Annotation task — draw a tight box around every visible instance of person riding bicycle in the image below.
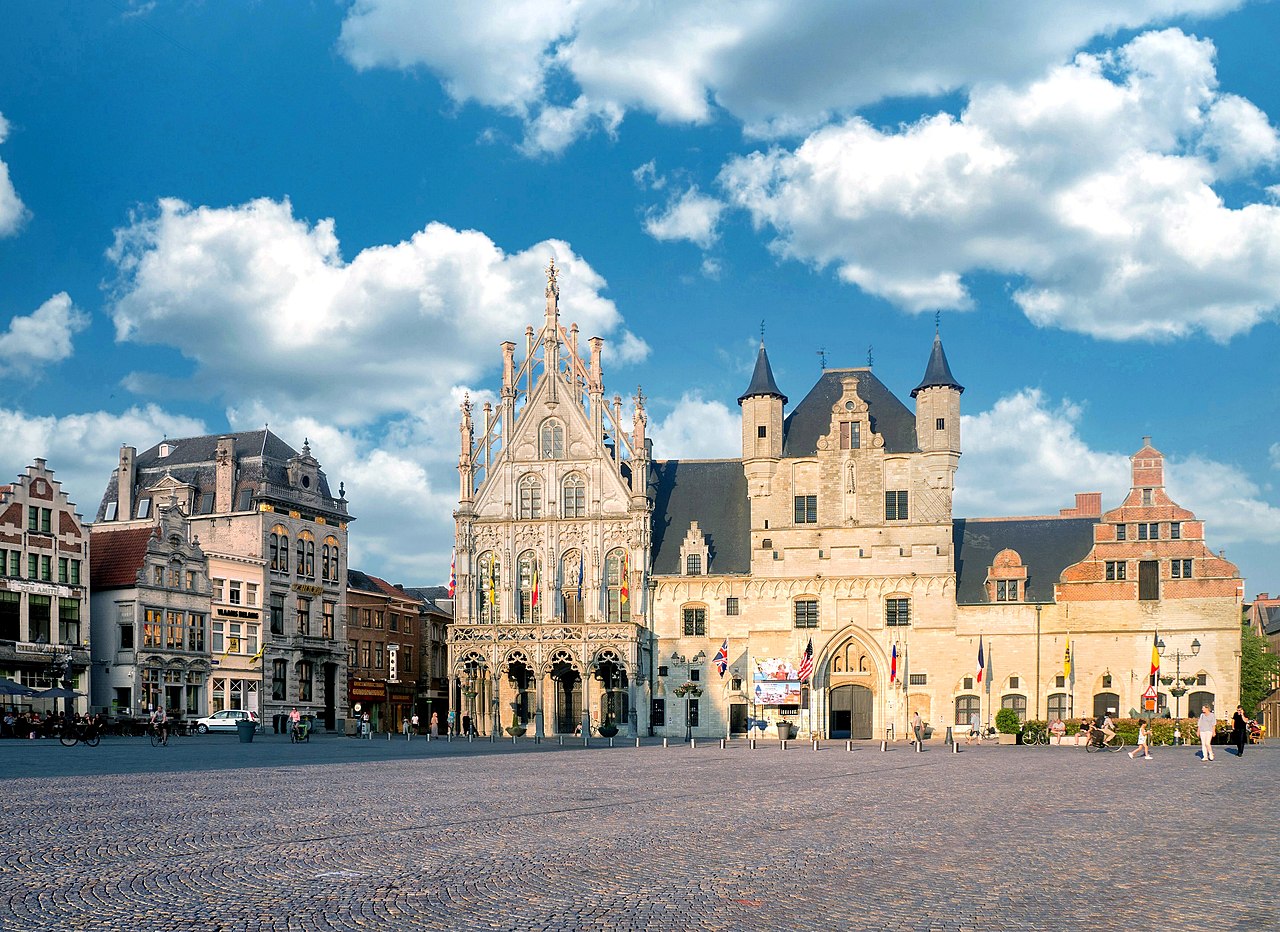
[149,704,168,746]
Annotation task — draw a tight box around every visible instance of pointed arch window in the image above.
[269,525,289,574]
[518,475,542,519]
[476,551,500,624]
[560,550,584,625]
[562,474,586,518]
[518,550,542,623]
[540,419,565,459]
[605,548,631,624]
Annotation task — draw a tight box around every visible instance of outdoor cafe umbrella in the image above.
[31,687,82,699]
[0,676,34,697]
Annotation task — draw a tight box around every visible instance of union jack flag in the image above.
[797,638,814,683]
[713,638,729,677]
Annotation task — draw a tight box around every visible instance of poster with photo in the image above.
[752,657,801,706]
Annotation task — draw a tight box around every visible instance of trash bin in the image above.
[236,719,255,743]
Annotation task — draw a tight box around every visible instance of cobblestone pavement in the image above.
[0,733,1276,931]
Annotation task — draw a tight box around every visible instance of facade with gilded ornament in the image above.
[453,268,1245,742]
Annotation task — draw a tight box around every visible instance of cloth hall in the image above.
[447,265,1243,741]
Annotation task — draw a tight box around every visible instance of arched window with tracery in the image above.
[269,525,289,574]
[518,475,542,519]
[540,419,565,459]
[518,550,542,623]
[605,548,631,624]
[562,473,586,518]
[476,551,500,624]
[322,536,340,582]
[296,530,315,579]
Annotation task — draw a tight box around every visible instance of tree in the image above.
[1239,622,1280,717]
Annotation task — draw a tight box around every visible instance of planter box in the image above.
[998,733,1017,745]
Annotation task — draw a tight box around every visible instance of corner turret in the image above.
[739,342,786,462]
[912,332,962,456]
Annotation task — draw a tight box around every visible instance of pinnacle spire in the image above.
[738,342,787,406]
[911,332,964,398]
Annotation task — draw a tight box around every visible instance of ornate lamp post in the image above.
[1156,636,1201,724]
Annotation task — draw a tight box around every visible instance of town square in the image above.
[2,733,1277,931]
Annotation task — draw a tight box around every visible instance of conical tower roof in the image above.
[911,333,964,397]
[737,343,787,406]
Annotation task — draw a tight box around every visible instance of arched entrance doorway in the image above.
[549,650,582,735]
[829,684,873,739]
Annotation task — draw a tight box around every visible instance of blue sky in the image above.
[0,1,1277,592]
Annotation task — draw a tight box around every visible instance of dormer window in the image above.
[136,498,151,519]
[158,442,173,458]
[679,521,710,578]
[686,554,702,576]
[839,421,860,450]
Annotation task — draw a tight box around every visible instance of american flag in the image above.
[797,638,814,683]
[713,638,729,677]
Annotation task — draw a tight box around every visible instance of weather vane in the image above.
[867,345,874,367]
[759,319,765,343]
[817,347,827,369]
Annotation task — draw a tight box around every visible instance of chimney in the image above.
[1060,492,1101,518]
[118,446,136,520]
[215,436,236,513]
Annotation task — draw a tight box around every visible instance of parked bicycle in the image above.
[58,720,101,748]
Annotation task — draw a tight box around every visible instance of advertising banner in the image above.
[752,657,802,706]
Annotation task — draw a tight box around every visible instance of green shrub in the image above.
[995,707,1021,734]
[1021,720,1048,742]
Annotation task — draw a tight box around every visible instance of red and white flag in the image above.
[797,639,814,683]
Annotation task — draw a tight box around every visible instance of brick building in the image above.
[346,569,419,733]
[0,459,90,714]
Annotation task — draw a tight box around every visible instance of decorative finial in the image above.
[759,319,765,344]
[545,256,559,298]
[338,481,346,500]
[302,437,311,457]
[817,347,827,370]
[867,345,874,368]
[635,385,646,411]
[935,311,941,335]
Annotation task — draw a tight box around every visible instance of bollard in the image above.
[468,734,473,743]
[663,737,669,748]
[512,735,517,745]
[846,739,853,752]
[635,737,641,748]
[387,732,391,742]
[944,725,954,746]
[583,736,588,747]
[812,739,819,752]
[780,739,788,751]
[953,739,959,753]
[490,734,496,743]
[880,739,887,752]
[915,739,922,752]
[609,737,615,748]
[749,738,757,750]
[559,736,564,746]
[719,738,726,750]
[691,738,697,749]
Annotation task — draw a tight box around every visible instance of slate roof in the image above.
[649,459,751,575]
[737,344,787,405]
[346,569,386,595]
[911,334,964,397]
[89,525,156,590]
[1264,605,1280,636]
[952,517,1097,604]
[782,368,918,456]
[134,430,297,469]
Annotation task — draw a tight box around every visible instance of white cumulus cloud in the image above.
[643,187,726,249]
[721,29,1280,341]
[336,0,1244,153]
[0,112,29,237]
[105,197,647,425]
[648,392,740,460]
[0,293,90,375]
[0,405,207,517]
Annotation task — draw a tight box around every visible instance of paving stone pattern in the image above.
[0,734,1276,931]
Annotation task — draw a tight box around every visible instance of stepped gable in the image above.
[952,517,1097,604]
[782,368,918,456]
[649,459,750,575]
[88,525,157,590]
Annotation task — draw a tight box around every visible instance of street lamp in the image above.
[1156,636,1201,724]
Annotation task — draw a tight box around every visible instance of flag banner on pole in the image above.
[976,636,985,684]
[1149,633,1160,678]
[797,638,814,683]
[714,638,729,677]
[447,550,456,599]
[531,563,539,610]
[577,550,584,602]
[620,550,630,605]
[487,558,496,608]
[1063,639,1072,679]
[890,643,898,683]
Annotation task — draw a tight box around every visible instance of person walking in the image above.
[1129,721,1152,759]
[447,709,456,736]
[361,709,371,739]
[1197,704,1216,761]
[911,711,924,748]
[411,712,420,736]
[402,716,411,738]
[966,710,980,745]
[429,712,439,737]
[1231,705,1249,757]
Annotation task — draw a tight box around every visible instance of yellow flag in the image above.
[1063,639,1072,679]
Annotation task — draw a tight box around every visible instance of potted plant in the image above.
[995,707,1021,744]
[504,702,526,738]
[598,722,619,738]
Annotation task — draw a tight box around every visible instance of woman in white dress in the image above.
[1196,704,1216,762]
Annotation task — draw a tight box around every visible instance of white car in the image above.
[194,709,260,734]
